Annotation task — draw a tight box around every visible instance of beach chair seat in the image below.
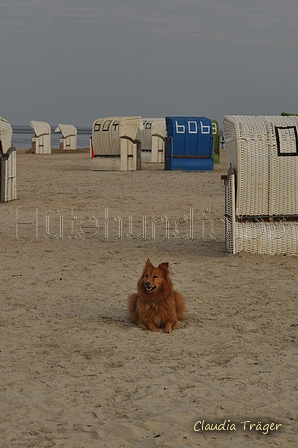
[30,121,51,154]
[0,116,17,202]
[165,116,214,171]
[1,147,17,202]
[90,117,142,171]
[136,118,166,163]
[55,124,77,150]
[212,119,220,164]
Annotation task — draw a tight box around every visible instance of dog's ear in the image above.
[158,262,169,273]
[145,258,153,268]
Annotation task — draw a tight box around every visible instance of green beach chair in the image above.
[212,119,220,164]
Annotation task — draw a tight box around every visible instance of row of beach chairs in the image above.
[2,113,298,256]
[90,116,220,171]
[30,121,77,154]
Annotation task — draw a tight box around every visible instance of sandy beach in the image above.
[0,149,297,447]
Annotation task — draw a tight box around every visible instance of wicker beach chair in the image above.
[212,119,220,164]
[90,117,142,171]
[222,115,298,255]
[0,117,16,202]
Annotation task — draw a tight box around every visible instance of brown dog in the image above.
[128,259,185,333]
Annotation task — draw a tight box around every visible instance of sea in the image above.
[11,125,225,149]
[11,125,91,149]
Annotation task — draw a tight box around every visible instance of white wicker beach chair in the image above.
[0,117,17,202]
[90,117,142,171]
[223,115,298,255]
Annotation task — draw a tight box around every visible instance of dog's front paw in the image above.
[164,325,173,334]
[147,323,160,332]
[150,326,160,332]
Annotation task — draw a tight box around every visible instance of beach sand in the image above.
[0,149,297,447]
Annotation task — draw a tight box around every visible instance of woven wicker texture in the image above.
[223,115,298,217]
[1,148,17,202]
[235,221,298,255]
[224,175,298,255]
[224,170,235,253]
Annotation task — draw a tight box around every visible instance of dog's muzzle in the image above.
[144,281,156,293]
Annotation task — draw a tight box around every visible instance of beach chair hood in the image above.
[55,124,77,138]
[30,121,51,137]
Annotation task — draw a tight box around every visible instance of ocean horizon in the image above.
[10,125,224,149]
[11,125,92,149]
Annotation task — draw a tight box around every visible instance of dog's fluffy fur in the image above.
[128,259,185,333]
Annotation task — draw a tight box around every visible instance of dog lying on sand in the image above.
[128,259,185,333]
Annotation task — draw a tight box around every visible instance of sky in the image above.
[0,0,298,128]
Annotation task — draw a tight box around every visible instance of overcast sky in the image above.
[0,0,297,127]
